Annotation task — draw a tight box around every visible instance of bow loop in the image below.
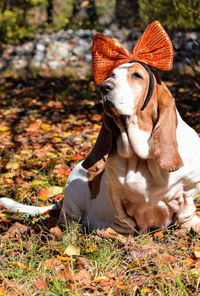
[92,21,173,85]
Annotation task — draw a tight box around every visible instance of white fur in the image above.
[0,197,56,216]
[109,63,141,116]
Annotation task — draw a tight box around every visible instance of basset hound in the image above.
[1,61,200,234]
[58,61,200,233]
[1,20,200,234]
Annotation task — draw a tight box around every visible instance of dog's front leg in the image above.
[177,194,200,233]
[107,186,137,234]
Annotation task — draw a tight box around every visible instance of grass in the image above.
[1,216,200,295]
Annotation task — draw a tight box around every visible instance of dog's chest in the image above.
[107,152,176,202]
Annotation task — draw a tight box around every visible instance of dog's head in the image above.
[83,62,183,172]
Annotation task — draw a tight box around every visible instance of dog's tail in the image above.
[0,197,60,216]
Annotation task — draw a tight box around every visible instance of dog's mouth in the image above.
[104,100,128,133]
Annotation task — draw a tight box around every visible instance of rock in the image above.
[48,60,60,70]
[22,42,34,53]
[36,42,46,52]
[11,57,27,68]
[15,46,23,55]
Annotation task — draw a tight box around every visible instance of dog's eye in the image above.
[131,72,142,79]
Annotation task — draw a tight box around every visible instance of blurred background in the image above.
[0,0,200,78]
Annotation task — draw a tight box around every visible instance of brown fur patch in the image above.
[87,157,106,199]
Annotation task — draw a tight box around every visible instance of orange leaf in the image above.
[71,154,84,160]
[194,247,200,258]
[153,231,164,240]
[50,226,63,240]
[38,188,51,201]
[7,261,30,271]
[154,254,178,265]
[57,255,74,262]
[91,114,102,122]
[57,168,71,176]
[182,258,194,266]
[35,280,47,290]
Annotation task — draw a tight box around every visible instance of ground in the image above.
[0,70,200,295]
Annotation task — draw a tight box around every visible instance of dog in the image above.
[1,22,200,234]
[1,60,200,234]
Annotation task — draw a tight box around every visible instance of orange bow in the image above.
[92,21,173,85]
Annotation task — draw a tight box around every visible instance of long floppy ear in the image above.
[82,112,119,170]
[152,83,184,172]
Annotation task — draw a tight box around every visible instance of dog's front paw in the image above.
[111,215,137,235]
[180,213,200,233]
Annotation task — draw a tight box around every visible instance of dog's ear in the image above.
[82,112,119,171]
[152,83,183,172]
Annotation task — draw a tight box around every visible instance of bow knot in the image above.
[92,21,173,85]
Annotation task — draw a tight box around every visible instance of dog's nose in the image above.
[100,81,115,95]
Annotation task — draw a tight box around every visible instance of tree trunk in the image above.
[47,0,53,24]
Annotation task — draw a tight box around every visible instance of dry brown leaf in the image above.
[71,269,91,286]
[44,258,65,272]
[50,226,63,240]
[76,257,92,270]
[8,222,28,238]
[154,254,178,265]
[64,264,72,281]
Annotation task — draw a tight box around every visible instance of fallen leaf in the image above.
[97,228,126,244]
[38,188,52,201]
[44,258,65,271]
[49,186,63,195]
[93,276,110,283]
[194,247,200,258]
[64,264,71,281]
[64,245,80,256]
[38,186,63,200]
[71,154,84,160]
[8,261,30,271]
[35,280,47,290]
[76,257,91,269]
[50,226,63,240]
[41,123,51,132]
[141,288,151,293]
[57,255,74,262]
[0,126,9,132]
[8,222,28,238]
[57,168,71,176]
[85,243,98,253]
[71,269,91,286]
[91,114,102,122]
[182,258,194,265]
[153,231,164,240]
[6,160,20,170]
[154,254,178,265]
[190,268,200,277]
